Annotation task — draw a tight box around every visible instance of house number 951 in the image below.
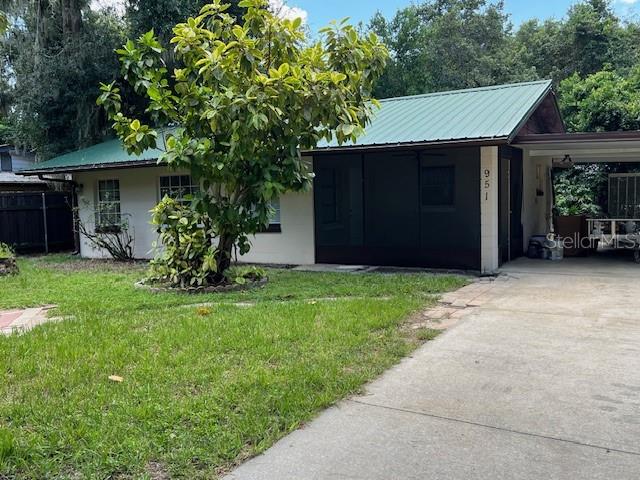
[483,169,491,200]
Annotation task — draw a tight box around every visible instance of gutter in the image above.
[37,175,77,187]
[16,159,160,176]
[306,136,511,155]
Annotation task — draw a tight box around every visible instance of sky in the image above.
[289,0,640,32]
[91,0,640,31]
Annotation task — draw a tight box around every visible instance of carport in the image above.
[515,131,640,262]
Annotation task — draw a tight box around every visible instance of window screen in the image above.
[422,166,455,207]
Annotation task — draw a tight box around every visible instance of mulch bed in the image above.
[134,276,269,294]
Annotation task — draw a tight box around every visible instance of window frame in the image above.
[158,174,199,203]
[95,179,122,233]
[420,165,456,210]
[260,197,282,233]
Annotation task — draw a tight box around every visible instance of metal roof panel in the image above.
[316,80,553,149]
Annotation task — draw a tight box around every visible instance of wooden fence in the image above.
[0,192,75,253]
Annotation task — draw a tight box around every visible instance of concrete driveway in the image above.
[226,257,640,480]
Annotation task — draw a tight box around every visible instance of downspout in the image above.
[37,175,81,255]
[548,167,556,234]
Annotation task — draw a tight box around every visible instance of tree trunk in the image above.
[61,0,82,39]
[215,233,235,281]
[35,0,51,53]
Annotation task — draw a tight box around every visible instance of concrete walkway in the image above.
[226,258,640,480]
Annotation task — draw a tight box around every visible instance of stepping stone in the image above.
[0,305,58,335]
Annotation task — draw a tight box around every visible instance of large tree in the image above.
[1,0,125,158]
[370,0,522,98]
[513,0,640,83]
[559,68,640,133]
[98,0,387,285]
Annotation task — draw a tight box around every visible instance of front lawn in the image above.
[0,256,466,479]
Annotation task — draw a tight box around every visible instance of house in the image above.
[20,80,640,273]
[0,145,47,192]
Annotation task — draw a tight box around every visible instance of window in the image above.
[269,197,281,225]
[421,166,455,207]
[0,153,11,172]
[261,198,282,233]
[96,179,121,232]
[159,175,198,202]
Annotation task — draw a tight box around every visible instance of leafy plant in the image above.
[0,242,14,260]
[225,265,267,285]
[98,0,388,284]
[554,167,604,217]
[147,196,218,288]
[76,211,136,262]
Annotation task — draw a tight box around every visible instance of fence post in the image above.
[41,192,49,254]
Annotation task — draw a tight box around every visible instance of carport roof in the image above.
[313,80,555,151]
[515,131,640,164]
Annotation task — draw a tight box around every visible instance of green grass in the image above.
[0,255,467,479]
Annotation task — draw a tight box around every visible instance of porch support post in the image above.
[480,146,499,274]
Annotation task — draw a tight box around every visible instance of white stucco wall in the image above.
[73,163,315,265]
[521,149,553,249]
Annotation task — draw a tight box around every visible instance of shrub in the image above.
[225,265,267,285]
[147,197,219,288]
[0,243,18,276]
[147,198,268,289]
[76,207,136,261]
[0,242,14,260]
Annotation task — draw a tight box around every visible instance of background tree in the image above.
[1,0,125,158]
[98,0,388,285]
[559,68,640,133]
[370,0,524,98]
[512,0,640,83]
[555,67,640,215]
[127,0,245,44]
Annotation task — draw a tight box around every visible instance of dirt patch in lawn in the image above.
[30,256,148,273]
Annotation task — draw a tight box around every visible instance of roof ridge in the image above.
[378,80,552,103]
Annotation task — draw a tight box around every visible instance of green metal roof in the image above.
[315,80,554,150]
[22,80,553,173]
[20,136,166,174]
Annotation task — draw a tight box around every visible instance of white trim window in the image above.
[159,175,199,202]
[253,197,282,233]
[262,197,281,233]
[269,197,281,225]
[96,179,122,232]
